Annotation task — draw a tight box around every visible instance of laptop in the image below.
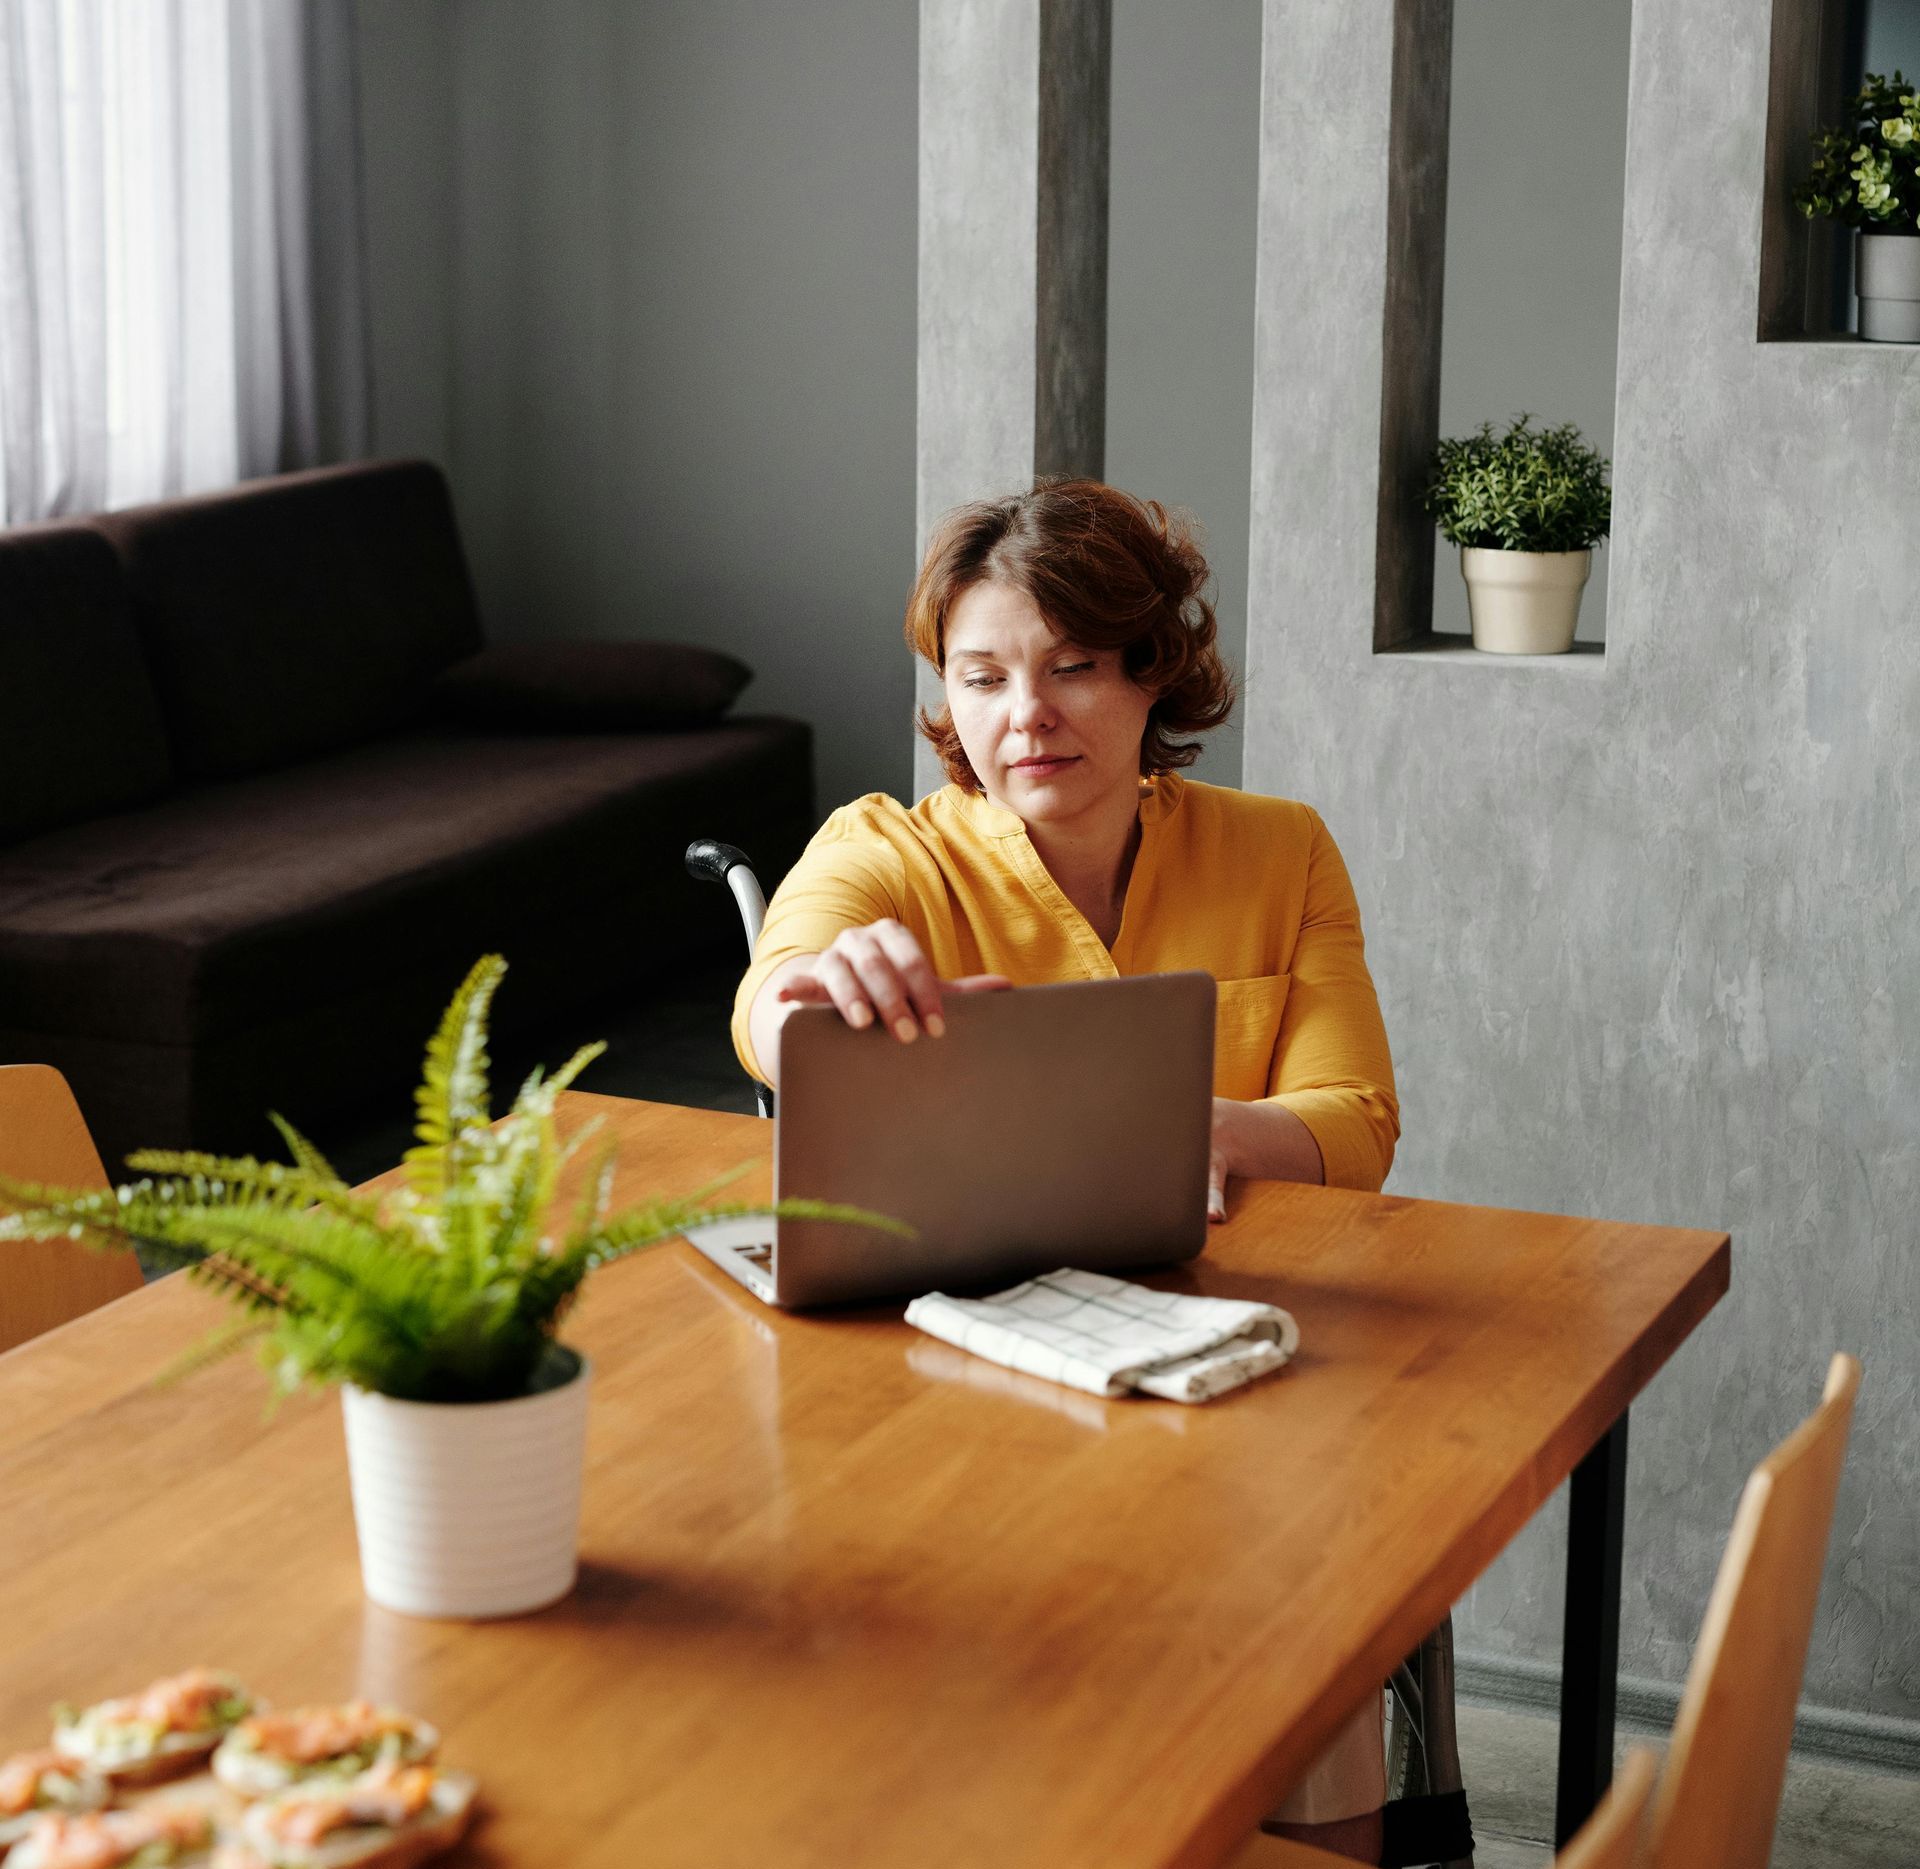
[685,971,1216,1308]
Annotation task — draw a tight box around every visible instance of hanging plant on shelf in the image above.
[1795,71,1920,342]
[1421,415,1611,657]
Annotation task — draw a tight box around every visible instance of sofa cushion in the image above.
[430,640,753,730]
[0,719,813,1052]
[0,522,174,844]
[95,459,483,780]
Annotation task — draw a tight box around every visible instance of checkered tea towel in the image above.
[904,1267,1299,1404]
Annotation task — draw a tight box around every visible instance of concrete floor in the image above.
[325,969,1920,1868]
[1458,1699,1920,1868]
[323,958,760,1188]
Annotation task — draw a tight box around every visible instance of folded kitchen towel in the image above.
[904,1267,1299,1404]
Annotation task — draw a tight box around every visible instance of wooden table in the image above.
[0,1094,1728,1867]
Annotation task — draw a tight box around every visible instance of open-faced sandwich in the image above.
[211,1706,436,1802]
[0,1753,110,1857]
[52,1670,255,1786]
[9,1804,214,1869]
[224,1761,474,1869]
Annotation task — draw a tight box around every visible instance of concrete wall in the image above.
[356,0,455,471]
[355,0,919,815]
[1247,0,1920,1743]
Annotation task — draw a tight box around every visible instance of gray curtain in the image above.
[0,0,370,524]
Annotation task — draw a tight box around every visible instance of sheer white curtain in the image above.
[0,0,369,524]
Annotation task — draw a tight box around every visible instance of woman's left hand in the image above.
[1207,1097,1326,1223]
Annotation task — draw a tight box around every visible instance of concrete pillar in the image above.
[1244,0,1449,683]
[914,0,1111,797]
[1244,0,1920,1742]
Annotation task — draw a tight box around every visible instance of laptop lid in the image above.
[770,971,1215,1308]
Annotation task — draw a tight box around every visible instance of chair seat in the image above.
[0,719,809,1048]
[1221,1834,1347,1869]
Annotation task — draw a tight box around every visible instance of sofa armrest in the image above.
[429,640,753,730]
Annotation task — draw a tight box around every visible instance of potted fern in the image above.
[1423,415,1612,654]
[1795,71,1920,342]
[0,956,901,1620]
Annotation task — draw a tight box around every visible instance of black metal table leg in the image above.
[1555,1410,1629,1848]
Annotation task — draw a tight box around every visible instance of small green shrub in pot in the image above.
[1795,72,1920,341]
[1422,415,1611,655]
[0,955,904,1617]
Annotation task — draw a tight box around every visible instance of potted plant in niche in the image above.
[1796,71,1920,341]
[0,955,902,1621]
[1422,414,1612,655]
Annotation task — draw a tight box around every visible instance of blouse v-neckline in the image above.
[950,775,1185,978]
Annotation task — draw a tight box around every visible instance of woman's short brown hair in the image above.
[904,479,1237,792]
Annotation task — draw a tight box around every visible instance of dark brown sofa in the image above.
[0,460,812,1169]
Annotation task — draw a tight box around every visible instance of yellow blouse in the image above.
[730,774,1399,1192]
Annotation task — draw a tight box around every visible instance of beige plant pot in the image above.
[1459,546,1591,654]
[341,1351,591,1619]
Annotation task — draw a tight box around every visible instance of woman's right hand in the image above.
[747,922,1011,1087]
[772,920,1010,1042]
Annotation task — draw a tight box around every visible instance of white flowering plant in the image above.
[1796,72,1920,230]
[0,956,905,1403]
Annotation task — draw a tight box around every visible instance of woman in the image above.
[731,480,1397,1861]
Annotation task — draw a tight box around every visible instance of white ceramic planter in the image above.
[1459,546,1591,654]
[1856,232,1920,343]
[341,1352,591,1619]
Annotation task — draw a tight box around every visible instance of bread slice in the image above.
[6,1804,216,1869]
[0,1756,111,1856]
[212,1713,438,1802]
[65,1732,223,1789]
[53,1672,254,1787]
[234,1772,475,1869]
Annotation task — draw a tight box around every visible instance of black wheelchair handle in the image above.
[685,839,752,884]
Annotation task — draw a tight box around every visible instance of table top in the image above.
[0,1094,1728,1869]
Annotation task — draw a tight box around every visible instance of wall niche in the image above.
[1759,0,1920,341]
[1374,0,1628,665]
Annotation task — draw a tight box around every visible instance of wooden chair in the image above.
[1232,1350,1859,1869]
[0,1064,144,1355]
[1647,1351,1862,1869]
[1226,1742,1657,1869]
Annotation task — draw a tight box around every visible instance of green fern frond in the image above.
[0,1176,130,1252]
[407,954,507,1209]
[154,1314,276,1388]
[570,1141,618,1236]
[115,1198,424,1321]
[269,1113,343,1187]
[680,1160,755,1205]
[184,1252,299,1316]
[538,1041,605,1102]
[478,1111,556,1271]
[119,1148,385,1231]
[562,1195,914,1277]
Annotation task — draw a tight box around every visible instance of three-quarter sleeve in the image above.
[729,807,908,1084]
[1264,808,1400,1192]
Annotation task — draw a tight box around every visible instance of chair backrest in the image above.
[1560,1747,1657,1869]
[1648,1352,1863,1869]
[0,1064,144,1355]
